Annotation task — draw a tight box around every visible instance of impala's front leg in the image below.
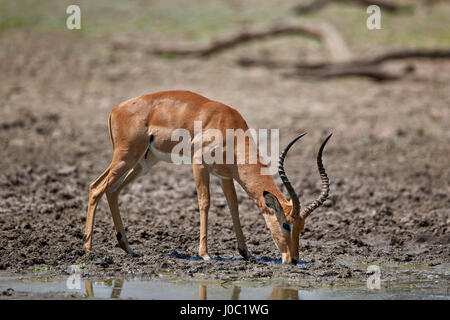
[220,178,250,259]
[193,164,211,260]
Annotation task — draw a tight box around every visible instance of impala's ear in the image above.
[263,191,283,219]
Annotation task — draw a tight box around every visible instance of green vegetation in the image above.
[312,2,450,48]
[31,266,48,273]
[0,0,449,47]
[0,0,292,39]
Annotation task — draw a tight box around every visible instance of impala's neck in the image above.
[235,163,290,214]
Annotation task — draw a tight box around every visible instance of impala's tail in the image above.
[108,113,115,151]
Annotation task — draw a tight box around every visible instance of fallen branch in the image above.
[151,21,352,62]
[239,57,414,81]
[293,0,413,15]
[293,0,331,15]
[353,48,450,66]
[238,48,450,81]
[285,65,415,81]
[239,48,450,68]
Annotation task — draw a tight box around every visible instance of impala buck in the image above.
[83,90,332,264]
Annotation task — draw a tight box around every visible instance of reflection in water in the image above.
[85,281,94,297]
[199,284,207,300]
[231,286,241,300]
[111,279,124,299]
[84,279,299,300]
[84,279,125,299]
[199,284,299,300]
[268,285,299,300]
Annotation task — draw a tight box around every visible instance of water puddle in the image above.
[1,265,449,300]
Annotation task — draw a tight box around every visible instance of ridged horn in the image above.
[300,133,332,219]
[278,133,307,218]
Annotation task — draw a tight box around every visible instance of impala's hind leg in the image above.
[83,137,148,253]
[83,168,110,251]
[106,156,158,256]
[106,164,143,256]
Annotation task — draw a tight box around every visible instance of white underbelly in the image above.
[150,144,173,163]
[149,143,191,164]
[209,168,230,179]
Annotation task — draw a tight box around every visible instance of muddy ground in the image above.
[0,27,449,289]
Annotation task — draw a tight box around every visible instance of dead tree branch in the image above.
[353,48,450,65]
[293,0,413,15]
[293,0,331,15]
[238,48,450,81]
[285,65,415,81]
[151,21,351,62]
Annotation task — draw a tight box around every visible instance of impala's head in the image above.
[262,133,332,264]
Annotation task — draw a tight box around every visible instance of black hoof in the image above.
[131,251,143,258]
[121,244,143,257]
[238,248,251,260]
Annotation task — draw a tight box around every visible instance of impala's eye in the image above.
[282,222,291,232]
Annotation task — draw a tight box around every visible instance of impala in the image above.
[83,90,332,264]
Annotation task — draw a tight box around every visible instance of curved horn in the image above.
[300,133,332,219]
[278,132,307,218]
